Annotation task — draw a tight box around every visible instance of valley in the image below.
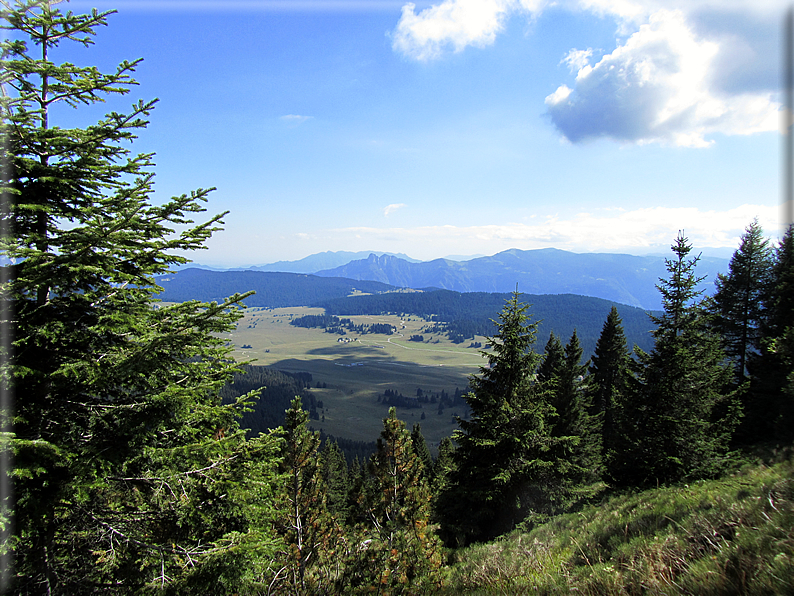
[223,307,487,445]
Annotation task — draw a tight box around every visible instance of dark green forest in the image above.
[2,2,793,594]
[320,289,658,355]
[158,268,395,308]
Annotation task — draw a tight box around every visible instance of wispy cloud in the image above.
[329,203,782,259]
[384,203,407,216]
[279,114,313,126]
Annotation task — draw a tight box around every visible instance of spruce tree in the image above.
[537,332,564,384]
[276,398,342,595]
[2,1,282,591]
[710,219,774,383]
[613,233,738,487]
[589,306,635,482]
[551,330,602,484]
[438,292,563,545]
[320,439,350,522]
[344,409,442,594]
[749,224,794,441]
[410,423,433,483]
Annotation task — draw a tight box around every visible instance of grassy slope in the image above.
[443,456,794,595]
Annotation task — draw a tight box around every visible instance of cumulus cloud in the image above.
[391,0,528,60]
[392,0,782,145]
[384,203,407,216]
[545,9,779,146]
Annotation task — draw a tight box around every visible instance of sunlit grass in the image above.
[442,456,794,595]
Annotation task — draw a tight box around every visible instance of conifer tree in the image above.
[612,233,738,487]
[410,423,433,482]
[537,332,564,384]
[344,409,442,594]
[438,293,563,545]
[1,1,283,591]
[710,219,774,382]
[589,306,635,481]
[430,436,456,503]
[275,398,342,595]
[550,330,602,484]
[320,439,350,521]
[749,224,794,441]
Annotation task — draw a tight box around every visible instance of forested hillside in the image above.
[321,290,657,355]
[156,268,396,307]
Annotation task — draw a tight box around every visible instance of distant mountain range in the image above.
[165,247,729,311]
[313,248,728,311]
[247,251,420,274]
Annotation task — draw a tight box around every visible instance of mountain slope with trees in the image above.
[156,268,397,307]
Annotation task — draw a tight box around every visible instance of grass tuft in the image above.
[442,459,794,594]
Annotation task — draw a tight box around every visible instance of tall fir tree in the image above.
[588,306,635,483]
[410,423,433,483]
[537,332,564,384]
[748,224,794,442]
[320,438,350,522]
[549,330,602,484]
[612,233,738,487]
[710,219,774,383]
[1,1,283,591]
[275,398,342,595]
[343,409,442,595]
[438,292,565,545]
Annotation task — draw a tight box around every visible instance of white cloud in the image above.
[545,9,779,146]
[562,47,593,73]
[384,203,407,216]
[279,114,313,125]
[330,203,781,259]
[392,0,783,145]
[391,0,527,60]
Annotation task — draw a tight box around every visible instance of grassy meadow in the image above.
[441,455,794,595]
[223,306,488,446]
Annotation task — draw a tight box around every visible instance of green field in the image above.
[223,307,488,446]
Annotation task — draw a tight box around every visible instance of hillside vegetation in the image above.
[444,456,794,595]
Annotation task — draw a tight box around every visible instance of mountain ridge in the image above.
[314,248,728,311]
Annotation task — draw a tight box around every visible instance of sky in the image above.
[49,0,794,266]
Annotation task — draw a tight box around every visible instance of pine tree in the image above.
[275,398,342,595]
[613,233,738,487]
[438,292,563,545]
[320,439,350,521]
[343,408,442,594]
[551,330,602,484]
[537,332,564,384]
[410,423,433,483]
[710,219,774,382]
[1,2,282,591]
[589,306,635,482]
[430,436,456,503]
[748,224,794,441]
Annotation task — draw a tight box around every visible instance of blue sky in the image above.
[57,0,790,267]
